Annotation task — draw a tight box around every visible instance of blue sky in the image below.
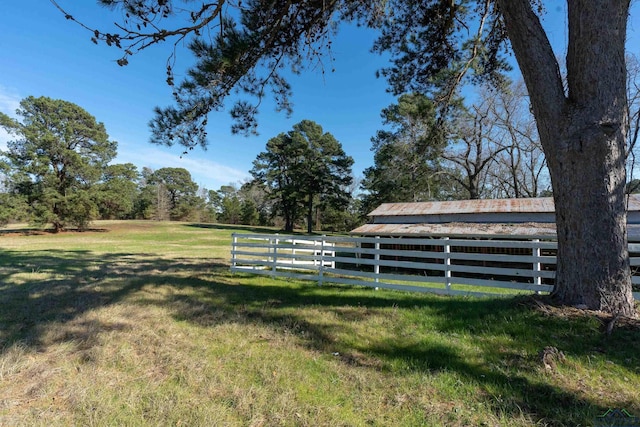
[1,1,638,191]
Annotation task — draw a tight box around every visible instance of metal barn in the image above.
[350,196,640,290]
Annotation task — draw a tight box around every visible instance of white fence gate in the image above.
[231,233,640,299]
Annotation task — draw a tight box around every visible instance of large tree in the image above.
[97,162,140,219]
[251,120,353,233]
[215,184,243,224]
[498,1,633,315]
[0,96,117,231]
[484,82,548,199]
[443,95,509,200]
[361,93,449,212]
[146,167,201,220]
[56,1,637,315]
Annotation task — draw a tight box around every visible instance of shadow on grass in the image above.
[0,227,109,236]
[0,249,228,350]
[1,248,638,425]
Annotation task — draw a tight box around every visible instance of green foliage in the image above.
[174,197,206,221]
[0,166,28,226]
[372,1,511,99]
[320,198,364,232]
[146,0,378,148]
[58,189,99,231]
[361,93,454,213]
[0,96,117,231]
[0,193,28,227]
[148,167,198,204]
[97,163,140,219]
[238,181,272,226]
[146,167,200,220]
[221,197,241,224]
[59,1,513,147]
[218,194,240,225]
[210,185,263,225]
[251,120,353,233]
[240,199,260,226]
[129,185,150,220]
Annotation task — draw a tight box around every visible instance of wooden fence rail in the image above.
[231,233,640,299]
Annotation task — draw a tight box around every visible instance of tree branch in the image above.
[50,0,226,66]
[495,0,565,144]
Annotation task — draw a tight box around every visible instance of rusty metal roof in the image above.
[354,195,640,238]
[351,222,640,241]
[368,194,640,217]
[368,198,554,217]
[351,222,557,238]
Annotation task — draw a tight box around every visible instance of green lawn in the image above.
[0,221,638,426]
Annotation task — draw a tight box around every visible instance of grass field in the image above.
[1,221,639,426]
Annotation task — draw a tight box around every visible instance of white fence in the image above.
[231,233,640,299]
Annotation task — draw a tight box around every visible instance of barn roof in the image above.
[350,222,557,238]
[351,222,640,241]
[351,195,640,240]
[367,195,640,217]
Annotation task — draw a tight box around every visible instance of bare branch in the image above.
[50,0,226,67]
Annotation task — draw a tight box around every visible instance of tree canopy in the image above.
[53,0,509,149]
[251,120,353,233]
[146,167,201,220]
[0,96,117,231]
[361,93,450,211]
[97,162,140,219]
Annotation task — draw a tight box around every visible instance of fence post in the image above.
[271,234,279,277]
[374,236,381,283]
[231,233,237,271]
[444,237,451,293]
[318,236,325,286]
[532,239,541,294]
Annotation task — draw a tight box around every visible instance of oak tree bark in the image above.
[498,0,635,316]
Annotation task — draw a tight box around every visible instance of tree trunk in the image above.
[550,123,635,315]
[284,213,294,232]
[467,179,480,200]
[498,0,636,316]
[52,202,64,232]
[306,193,314,234]
[52,220,64,233]
[316,205,320,231]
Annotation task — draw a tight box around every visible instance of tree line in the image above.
[1,81,571,234]
[0,97,356,231]
[3,79,638,233]
[0,100,210,229]
[0,97,214,230]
